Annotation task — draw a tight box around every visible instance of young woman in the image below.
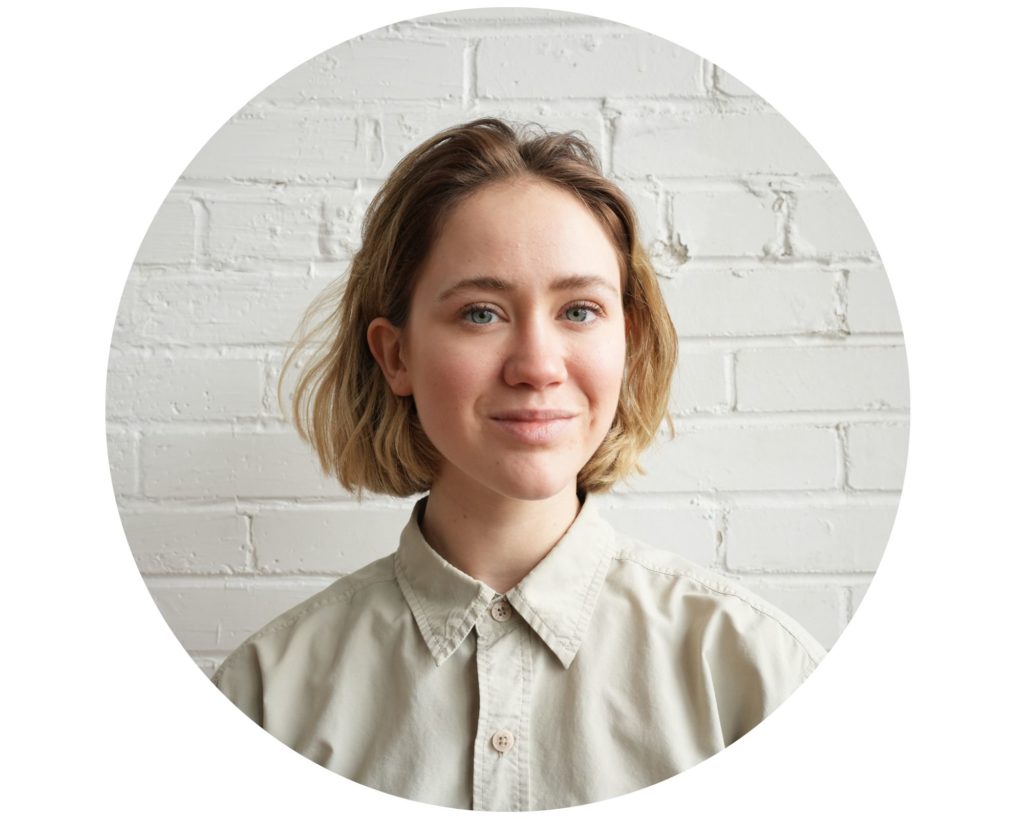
[212,118,825,810]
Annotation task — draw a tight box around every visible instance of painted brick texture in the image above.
[107,9,908,671]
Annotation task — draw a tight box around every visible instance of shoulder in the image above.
[605,532,826,667]
[601,532,824,743]
[212,554,398,685]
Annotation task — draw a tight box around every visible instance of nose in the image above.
[502,313,568,389]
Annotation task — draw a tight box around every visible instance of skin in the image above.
[367,177,628,593]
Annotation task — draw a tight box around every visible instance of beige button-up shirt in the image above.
[213,493,825,810]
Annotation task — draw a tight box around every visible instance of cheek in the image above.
[411,341,490,415]
[578,335,627,406]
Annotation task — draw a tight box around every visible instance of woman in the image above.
[212,118,825,810]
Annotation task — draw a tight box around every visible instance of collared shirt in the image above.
[213,493,825,810]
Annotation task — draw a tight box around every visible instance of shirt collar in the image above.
[394,492,617,670]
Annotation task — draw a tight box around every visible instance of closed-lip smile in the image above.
[490,409,577,421]
[489,410,578,445]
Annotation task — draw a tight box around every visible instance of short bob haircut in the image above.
[283,117,677,498]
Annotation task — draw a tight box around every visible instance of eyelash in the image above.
[460,300,604,326]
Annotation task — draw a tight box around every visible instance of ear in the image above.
[366,317,413,397]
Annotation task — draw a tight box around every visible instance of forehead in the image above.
[420,178,622,287]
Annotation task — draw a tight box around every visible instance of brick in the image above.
[264,346,310,423]
[106,354,263,421]
[110,271,141,349]
[735,346,910,411]
[122,509,248,573]
[714,66,757,97]
[846,266,904,333]
[478,32,703,98]
[628,426,837,492]
[107,426,137,497]
[261,38,463,103]
[616,179,662,247]
[736,579,844,649]
[321,187,376,259]
[726,503,897,572]
[141,430,345,498]
[600,504,717,565]
[790,188,877,257]
[253,507,410,573]
[850,582,872,617]
[670,187,781,258]
[147,579,333,652]
[118,274,327,345]
[660,267,837,336]
[182,110,364,182]
[615,111,830,178]
[670,350,729,414]
[846,423,910,490]
[205,194,322,264]
[134,197,194,265]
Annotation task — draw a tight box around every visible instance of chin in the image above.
[486,464,581,502]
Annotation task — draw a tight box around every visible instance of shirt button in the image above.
[490,599,512,622]
[491,730,515,754]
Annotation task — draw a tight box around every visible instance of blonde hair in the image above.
[282,118,677,497]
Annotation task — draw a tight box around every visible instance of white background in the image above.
[3,1,1021,816]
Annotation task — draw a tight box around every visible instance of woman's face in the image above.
[372,177,628,502]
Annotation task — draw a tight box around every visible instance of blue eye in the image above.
[465,306,498,324]
[564,303,599,323]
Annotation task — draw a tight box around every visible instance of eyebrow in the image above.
[436,274,620,303]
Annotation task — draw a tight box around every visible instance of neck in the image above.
[419,471,582,594]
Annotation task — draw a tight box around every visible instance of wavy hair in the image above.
[282,118,677,497]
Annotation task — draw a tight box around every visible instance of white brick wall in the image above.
[631,425,839,492]
[253,507,411,573]
[735,347,910,411]
[265,39,465,102]
[670,186,781,259]
[660,266,839,335]
[476,32,705,98]
[140,429,347,498]
[726,503,898,572]
[106,8,908,671]
[614,110,831,177]
[846,423,911,490]
[123,508,250,574]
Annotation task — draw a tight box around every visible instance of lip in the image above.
[490,409,577,421]
[489,412,577,444]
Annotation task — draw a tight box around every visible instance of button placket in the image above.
[472,597,530,810]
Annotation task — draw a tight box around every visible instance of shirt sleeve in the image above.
[211,640,265,727]
[700,598,824,745]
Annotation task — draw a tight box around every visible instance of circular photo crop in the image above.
[106,7,909,811]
